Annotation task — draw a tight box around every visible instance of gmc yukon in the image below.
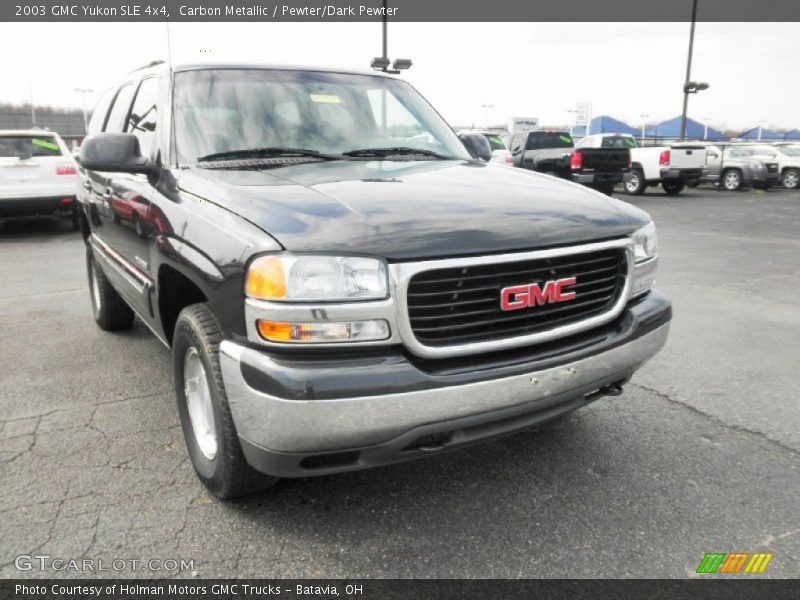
[77,63,670,498]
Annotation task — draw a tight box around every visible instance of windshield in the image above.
[748,145,777,157]
[0,135,62,158]
[173,68,470,164]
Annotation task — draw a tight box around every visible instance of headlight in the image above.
[632,222,658,263]
[245,254,388,302]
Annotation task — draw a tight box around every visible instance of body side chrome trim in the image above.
[90,233,152,295]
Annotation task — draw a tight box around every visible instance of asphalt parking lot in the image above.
[1,186,799,579]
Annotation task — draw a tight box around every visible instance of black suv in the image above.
[77,63,670,498]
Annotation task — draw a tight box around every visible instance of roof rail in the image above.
[127,60,165,74]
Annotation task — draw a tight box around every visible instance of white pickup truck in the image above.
[576,133,706,196]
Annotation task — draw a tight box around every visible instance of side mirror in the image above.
[458,132,493,162]
[79,133,152,174]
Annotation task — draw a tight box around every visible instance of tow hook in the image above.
[585,382,625,401]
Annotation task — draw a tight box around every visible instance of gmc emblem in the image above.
[500,277,577,311]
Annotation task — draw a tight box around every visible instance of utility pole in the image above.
[680,0,698,141]
[74,88,93,135]
[28,83,36,126]
[481,104,493,129]
[640,113,649,144]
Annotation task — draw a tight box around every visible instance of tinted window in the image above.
[127,78,159,156]
[87,89,115,136]
[105,83,136,133]
[0,135,62,157]
[601,136,636,148]
[526,132,573,149]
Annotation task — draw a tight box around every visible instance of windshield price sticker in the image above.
[310,94,342,104]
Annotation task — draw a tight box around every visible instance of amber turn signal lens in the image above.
[257,320,294,342]
[245,257,287,300]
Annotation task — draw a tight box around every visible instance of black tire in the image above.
[71,208,81,231]
[661,181,685,195]
[782,168,799,190]
[624,169,646,195]
[173,303,279,499]
[595,184,616,196]
[86,245,135,331]
[133,214,144,237]
[722,169,743,191]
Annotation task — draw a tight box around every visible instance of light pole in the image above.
[702,117,711,140]
[757,120,767,141]
[640,113,649,144]
[679,0,709,140]
[28,83,36,126]
[481,104,494,129]
[74,88,93,136]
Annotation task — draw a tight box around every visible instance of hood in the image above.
[177,160,650,261]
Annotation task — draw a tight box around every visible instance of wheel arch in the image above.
[158,264,210,346]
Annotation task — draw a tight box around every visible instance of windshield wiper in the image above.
[197,147,340,163]
[342,147,455,160]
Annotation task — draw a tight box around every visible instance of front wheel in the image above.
[173,303,278,499]
[661,181,685,195]
[782,168,799,190]
[624,169,646,195]
[722,169,743,191]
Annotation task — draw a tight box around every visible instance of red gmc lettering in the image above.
[500,277,577,311]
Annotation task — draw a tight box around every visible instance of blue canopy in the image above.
[645,116,726,140]
[573,115,639,137]
[781,129,800,140]
[738,127,783,140]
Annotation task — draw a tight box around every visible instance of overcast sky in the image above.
[1,21,798,131]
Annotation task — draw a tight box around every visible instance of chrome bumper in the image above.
[219,322,670,456]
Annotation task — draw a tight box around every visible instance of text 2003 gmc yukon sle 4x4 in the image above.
[77,63,670,499]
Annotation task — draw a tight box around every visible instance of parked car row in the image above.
[468,128,800,194]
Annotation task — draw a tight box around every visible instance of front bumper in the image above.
[220,291,671,478]
[660,168,703,183]
[0,195,76,218]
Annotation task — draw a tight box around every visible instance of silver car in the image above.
[701,145,780,191]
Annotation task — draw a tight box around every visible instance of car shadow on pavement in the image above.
[0,216,78,239]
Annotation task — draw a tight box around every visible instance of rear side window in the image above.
[601,136,636,148]
[0,135,62,157]
[87,89,115,136]
[526,132,573,149]
[127,78,159,156]
[105,83,136,133]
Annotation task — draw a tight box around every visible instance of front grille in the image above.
[406,247,627,347]
[766,163,778,174]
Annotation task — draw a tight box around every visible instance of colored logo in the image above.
[696,552,773,574]
[500,277,577,311]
